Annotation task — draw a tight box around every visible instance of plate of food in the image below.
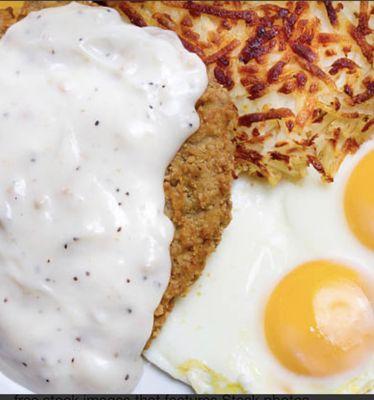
[0,0,372,394]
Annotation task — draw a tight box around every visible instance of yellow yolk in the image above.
[344,150,374,250]
[264,260,374,377]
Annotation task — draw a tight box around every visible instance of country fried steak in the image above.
[0,1,237,340]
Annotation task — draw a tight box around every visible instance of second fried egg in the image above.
[145,141,374,394]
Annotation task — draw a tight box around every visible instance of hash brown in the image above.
[109,0,374,184]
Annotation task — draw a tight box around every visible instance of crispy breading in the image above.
[0,1,89,28]
[151,85,235,341]
[108,0,374,184]
[0,1,237,340]
[0,4,18,35]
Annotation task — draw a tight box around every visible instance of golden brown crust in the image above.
[0,5,18,35]
[150,84,236,342]
[0,1,93,31]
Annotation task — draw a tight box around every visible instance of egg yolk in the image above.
[264,260,374,377]
[344,150,374,250]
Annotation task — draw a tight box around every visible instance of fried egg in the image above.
[145,140,374,394]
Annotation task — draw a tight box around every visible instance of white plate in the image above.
[0,361,190,394]
[135,362,191,394]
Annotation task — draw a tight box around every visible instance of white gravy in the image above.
[0,2,207,393]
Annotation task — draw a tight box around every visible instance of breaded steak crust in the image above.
[153,84,236,340]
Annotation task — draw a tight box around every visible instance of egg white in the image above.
[145,141,374,394]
